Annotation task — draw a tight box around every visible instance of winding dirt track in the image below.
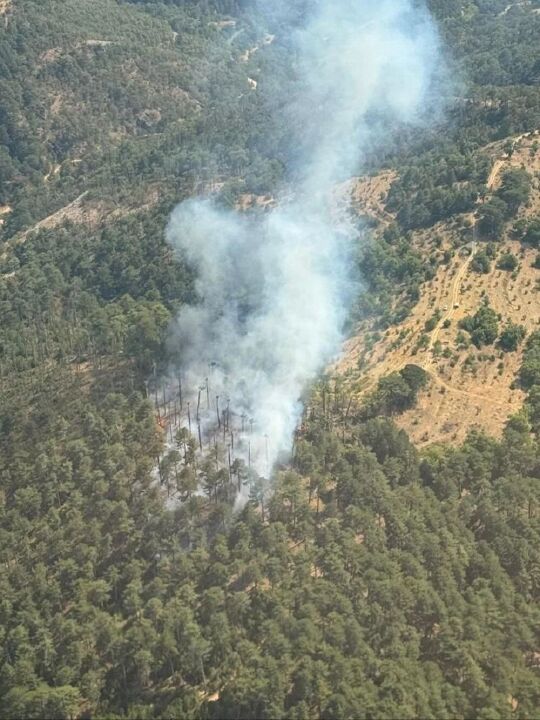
[362,154,509,406]
[417,154,509,401]
[486,159,505,191]
[337,132,540,446]
[416,242,509,408]
[17,192,89,242]
[423,367,510,406]
[425,243,476,365]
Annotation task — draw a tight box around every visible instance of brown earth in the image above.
[0,205,12,227]
[44,163,61,182]
[240,33,275,63]
[334,131,540,446]
[236,193,276,212]
[337,170,396,226]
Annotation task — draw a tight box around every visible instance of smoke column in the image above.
[166,0,440,495]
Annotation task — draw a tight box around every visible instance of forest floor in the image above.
[334,131,540,446]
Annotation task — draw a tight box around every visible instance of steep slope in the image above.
[336,131,540,445]
[0,0,285,240]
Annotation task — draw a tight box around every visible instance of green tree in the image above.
[478,197,507,238]
[520,331,540,387]
[471,250,491,274]
[496,168,531,216]
[459,305,499,348]
[496,252,518,271]
[499,322,526,352]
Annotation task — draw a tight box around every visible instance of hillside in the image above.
[336,131,540,445]
[0,0,288,241]
[1,2,540,719]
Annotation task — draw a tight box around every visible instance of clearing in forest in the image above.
[335,131,540,446]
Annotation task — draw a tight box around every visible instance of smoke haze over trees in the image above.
[166,0,440,485]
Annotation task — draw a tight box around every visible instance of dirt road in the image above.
[486,159,505,191]
[425,243,476,364]
[17,192,89,242]
[335,132,537,422]
[423,366,513,407]
[424,147,511,370]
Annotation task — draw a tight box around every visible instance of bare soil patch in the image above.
[236,193,276,212]
[334,132,540,446]
[0,205,12,227]
[240,34,275,63]
[337,170,396,226]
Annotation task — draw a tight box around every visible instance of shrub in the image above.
[471,250,491,273]
[497,252,518,271]
[496,168,531,216]
[499,322,526,352]
[459,304,499,348]
[520,331,540,387]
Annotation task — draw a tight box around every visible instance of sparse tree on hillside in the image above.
[478,197,507,238]
[459,304,499,347]
[496,167,531,215]
[499,322,526,352]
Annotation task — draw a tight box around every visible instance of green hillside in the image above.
[0,1,539,718]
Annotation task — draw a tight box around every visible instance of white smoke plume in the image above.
[166,0,440,495]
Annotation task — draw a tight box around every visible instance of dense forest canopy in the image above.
[0,0,539,718]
